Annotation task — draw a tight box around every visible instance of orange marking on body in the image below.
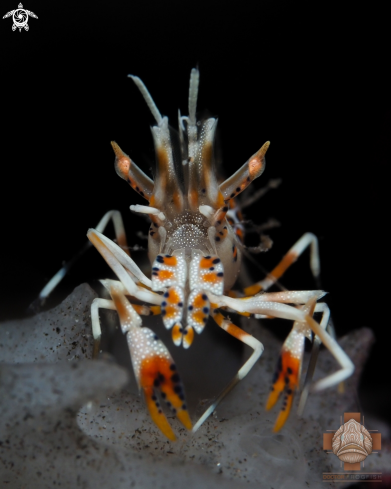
[192,293,206,308]
[164,305,176,318]
[244,283,262,296]
[167,288,180,303]
[202,273,218,284]
[215,192,225,209]
[149,306,161,315]
[192,310,206,324]
[200,257,214,268]
[158,270,174,280]
[172,324,182,344]
[183,327,194,349]
[235,228,244,241]
[163,256,177,267]
[132,304,145,315]
[233,246,237,259]
[156,147,169,178]
[172,191,182,210]
[189,189,199,208]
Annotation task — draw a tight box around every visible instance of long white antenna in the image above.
[128,75,163,125]
[188,68,199,124]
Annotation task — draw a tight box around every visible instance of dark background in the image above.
[1,0,389,433]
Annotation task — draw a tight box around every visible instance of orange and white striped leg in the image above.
[244,232,320,296]
[106,281,192,441]
[210,293,354,398]
[191,306,264,433]
[33,210,130,310]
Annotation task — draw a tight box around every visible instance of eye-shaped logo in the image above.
[3,3,38,32]
[332,418,373,463]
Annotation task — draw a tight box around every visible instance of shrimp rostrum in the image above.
[86,68,354,440]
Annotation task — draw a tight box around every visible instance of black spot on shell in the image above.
[178,302,183,307]
[154,334,159,340]
[212,258,220,264]
[152,395,157,401]
[230,193,235,198]
[236,187,241,192]
[164,291,169,298]
[156,256,164,263]
[153,379,160,387]
[287,367,293,375]
[223,206,228,212]
[182,404,187,410]
[171,373,180,383]
[202,294,208,300]
[215,237,221,241]
[169,364,176,371]
[284,376,289,384]
[188,305,193,310]
[217,272,224,277]
[174,385,182,394]
[161,392,166,399]
[161,301,167,307]
[152,272,158,276]
[152,267,159,271]
[209,267,215,271]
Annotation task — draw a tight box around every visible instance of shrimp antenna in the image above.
[128,75,163,125]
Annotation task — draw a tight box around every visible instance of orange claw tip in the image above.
[177,408,192,431]
[265,388,280,411]
[271,394,294,433]
[145,393,177,441]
